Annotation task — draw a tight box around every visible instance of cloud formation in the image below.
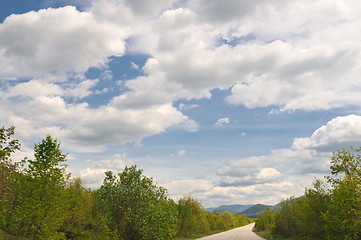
[2,0,361,207]
[2,0,361,150]
[161,114,361,206]
[293,114,361,151]
[78,153,133,188]
[214,117,230,127]
[0,6,127,78]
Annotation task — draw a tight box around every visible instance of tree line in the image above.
[255,147,361,240]
[0,126,252,240]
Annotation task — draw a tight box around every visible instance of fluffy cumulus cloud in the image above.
[0,6,127,77]
[200,114,361,205]
[188,0,275,25]
[225,42,361,110]
[0,5,198,151]
[161,114,361,206]
[77,153,133,188]
[165,113,361,205]
[2,0,361,149]
[293,114,361,151]
[148,0,361,111]
[162,178,215,197]
[218,168,282,187]
[162,177,296,206]
[90,0,176,26]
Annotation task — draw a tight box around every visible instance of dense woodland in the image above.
[255,147,361,240]
[0,126,252,240]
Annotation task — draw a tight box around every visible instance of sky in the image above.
[1,0,361,208]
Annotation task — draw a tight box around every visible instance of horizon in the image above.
[1,0,361,208]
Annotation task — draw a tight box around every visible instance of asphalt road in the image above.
[197,223,265,240]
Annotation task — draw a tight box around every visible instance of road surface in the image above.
[197,223,265,240]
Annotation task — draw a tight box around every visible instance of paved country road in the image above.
[197,223,265,240]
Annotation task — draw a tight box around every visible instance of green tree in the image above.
[274,196,307,238]
[302,179,330,239]
[0,126,22,232]
[176,196,252,238]
[323,147,361,240]
[255,209,276,232]
[177,196,204,237]
[60,178,114,240]
[13,135,70,239]
[0,126,20,162]
[96,165,178,240]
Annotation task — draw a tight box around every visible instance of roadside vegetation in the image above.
[254,147,361,240]
[0,126,252,240]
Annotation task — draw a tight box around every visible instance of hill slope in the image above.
[239,204,273,218]
[205,204,253,214]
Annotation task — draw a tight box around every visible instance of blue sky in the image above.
[1,0,361,207]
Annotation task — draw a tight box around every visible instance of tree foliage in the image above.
[255,209,276,232]
[177,196,252,238]
[0,126,20,162]
[255,147,361,240]
[0,126,22,232]
[96,166,178,240]
[6,135,70,239]
[0,126,253,240]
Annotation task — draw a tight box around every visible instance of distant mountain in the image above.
[206,196,304,218]
[239,204,273,218]
[205,204,253,214]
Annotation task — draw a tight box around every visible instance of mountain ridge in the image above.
[205,202,282,217]
[206,196,305,217]
[205,204,253,214]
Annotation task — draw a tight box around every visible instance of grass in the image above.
[253,228,295,240]
[175,229,227,240]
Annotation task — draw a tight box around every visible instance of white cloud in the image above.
[163,177,298,206]
[78,168,109,188]
[2,1,359,145]
[6,80,63,98]
[1,84,193,151]
[100,70,113,81]
[174,118,199,132]
[68,104,192,147]
[119,1,361,112]
[162,178,214,197]
[130,61,139,70]
[10,146,34,163]
[77,153,134,188]
[214,117,230,127]
[209,115,361,205]
[85,153,131,171]
[0,6,128,78]
[189,0,272,25]
[123,0,176,18]
[64,78,99,99]
[90,0,176,25]
[178,103,200,111]
[292,114,361,152]
[257,168,281,179]
[217,167,282,187]
[225,42,361,111]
